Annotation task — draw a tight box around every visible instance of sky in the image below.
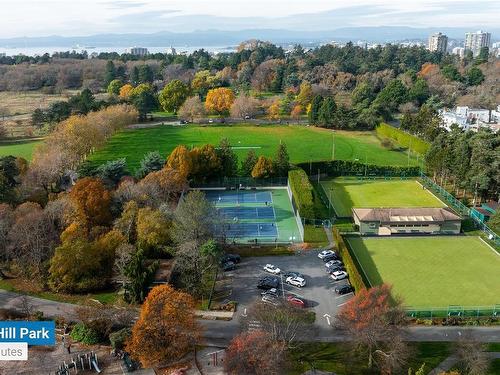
[0,0,499,38]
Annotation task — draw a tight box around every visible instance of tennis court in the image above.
[203,188,301,243]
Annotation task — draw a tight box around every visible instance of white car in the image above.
[325,260,343,268]
[318,250,335,259]
[261,295,279,306]
[286,276,306,288]
[330,271,348,281]
[263,264,281,274]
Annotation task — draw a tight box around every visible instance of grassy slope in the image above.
[88,125,420,171]
[321,178,445,217]
[347,236,500,307]
[0,140,41,160]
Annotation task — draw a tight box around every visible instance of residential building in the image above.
[428,32,448,53]
[452,47,465,58]
[465,30,491,56]
[439,106,500,132]
[353,207,462,236]
[128,47,149,56]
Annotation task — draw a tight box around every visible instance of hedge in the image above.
[332,229,367,293]
[288,169,315,218]
[376,123,430,155]
[70,323,101,345]
[296,160,421,178]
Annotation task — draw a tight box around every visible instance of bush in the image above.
[380,138,395,149]
[296,160,420,178]
[109,328,131,350]
[288,169,316,218]
[333,229,367,293]
[70,323,101,345]
[376,123,430,154]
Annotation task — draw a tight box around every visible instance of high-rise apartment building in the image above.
[464,31,491,56]
[428,32,448,53]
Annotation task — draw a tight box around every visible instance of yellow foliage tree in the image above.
[267,100,281,120]
[136,207,171,253]
[166,145,192,178]
[251,156,274,179]
[205,88,235,115]
[119,84,134,99]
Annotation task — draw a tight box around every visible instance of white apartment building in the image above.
[452,47,465,58]
[440,106,499,132]
[127,47,149,56]
[464,31,491,57]
[428,33,448,53]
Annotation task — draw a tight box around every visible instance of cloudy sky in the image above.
[0,0,499,38]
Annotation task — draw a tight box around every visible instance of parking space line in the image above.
[338,301,350,307]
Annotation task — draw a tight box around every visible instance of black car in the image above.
[326,265,346,274]
[335,284,354,295]
[282,271,304,279]
[222,254,241,264]
[221,261,236,271]
[322,253,340,262]
[257,276,279,290]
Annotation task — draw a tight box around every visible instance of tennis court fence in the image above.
[191,177,288,188]
[406,305,500,319]
[287,179,305,242]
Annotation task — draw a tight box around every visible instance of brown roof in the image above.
[352,207,461,223]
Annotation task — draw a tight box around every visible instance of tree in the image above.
[171,190,219,245]
[308,95,323,124]
[126,284,201,367]
[136,151,165,179]
[178,96,205,122]
[138,65,154,84]
[97,158,129,186]
[352,82,375,109]
[230,94,261,119]
[205,87,235,116]
[189,144,221,180]
[69,177,112,228]
[224,331,287,375]
[267,100,281,121]
[273,143,289,177]
[251,156,274,179]
[372,79,409,117]
[136,207,171,255]
[130,83,157,120]
[130,66,140,86]
[465,67,484,86]
[119,84,134,100]
[241,150,258,176]
[31,108,45,128]
[317,97,337,127]
[296,81,313,107]
[107,79,123,95]
[408,78,430,106]
[216,138,238,177]
[123,249,158,304]
[335,284,408,371]
[104,60,117,87]
[290,105,302,122]
[456,337,489,375]
[166,145,193,178]
[158,79,190,113]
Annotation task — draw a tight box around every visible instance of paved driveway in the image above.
[226,249,353,329]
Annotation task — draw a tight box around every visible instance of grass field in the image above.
[87,124,420,171]
[346,236,500,307]
[0,139,41,160]
[321,177,445,217]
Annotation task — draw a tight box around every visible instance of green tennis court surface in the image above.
[347,236,500,307]
[205,188,300,243]
[320,177,446,217]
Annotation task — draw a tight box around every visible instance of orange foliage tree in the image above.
[251,156,274,179]
[205,87,235,115]
[166,145,193,178]
[126,284,201,367]
[119,84,134,99]
[69,177,112,227]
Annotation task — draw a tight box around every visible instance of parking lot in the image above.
[226,249,354,329]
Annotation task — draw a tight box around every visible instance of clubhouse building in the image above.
[353,207,462,236]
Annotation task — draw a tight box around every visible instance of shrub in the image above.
[70,323,101,345]
[109,328,131,350]
[332,229,367,293]
[288,169,315,218]
[380,138,395,149]
[376,123,430,154]
[296,160,420,178]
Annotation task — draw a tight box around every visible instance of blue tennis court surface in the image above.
[218,206,275,220]
[225,222,278,238]
[206,190,272,205]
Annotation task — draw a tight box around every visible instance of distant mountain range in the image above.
[1,27,498,48]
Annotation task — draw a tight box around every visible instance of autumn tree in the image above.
[126,284,201,367]
[130,83,157,120]
[296,81,313,107]
[251,156,274,179]
[205,87,235,116]
[158,79,190,113]
[140,167,188,204]
[119,84,134,100]
[230,94,261,119]
[335,284,408,372]
[136,207,171,255]
[69,177,112,228]
[189,144,221,180]
[456,336,489,375]
[241,150,258,176]
[290,105,302,122]
[166,145,193,178]
[267,100,281,121]
[224,330,287,375]
[178,96,205,122]
[107,79,123,96]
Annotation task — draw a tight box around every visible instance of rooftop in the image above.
[353,207,461,223]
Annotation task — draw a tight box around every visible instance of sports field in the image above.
[347,236,500,307]
[205,188,301,243]
[0,139,41,161]
[88,124,420,171]
[321,177,446,217]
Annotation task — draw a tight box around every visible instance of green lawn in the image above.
[0,139,41,160]
[87,124,420,172]
[346,236,500,307]
[321,177,445,217]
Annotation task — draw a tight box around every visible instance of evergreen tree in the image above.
[318,97,337,127]
[138,65,154,84]
[136,151,165,179]
[308,95,324,125]
[241,150,258,176]
[104,60,117,87]
[131,66,140,85]
[216,138,238,177]
[273,143,290,177]
[124,250,159,304]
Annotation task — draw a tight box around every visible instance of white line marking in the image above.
[478,236,500,257]
[338,301,350,307]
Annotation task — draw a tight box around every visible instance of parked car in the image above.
[261,295,279,306]
[261,288,279,298]
[322,253,340,262]
[318,250,335,259]
[283,271,304,279]
[263,264,281,274]
[257,276,279,290]
[326,265,345,274]
[222,254,241,264]
[286,295,306,308]
[221,261,236,271]
[325,260,343,268]
[330,271,348,281]
[335,285,354,295]
[285,276,306,288]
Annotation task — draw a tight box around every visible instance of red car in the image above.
[287,295,306,308]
